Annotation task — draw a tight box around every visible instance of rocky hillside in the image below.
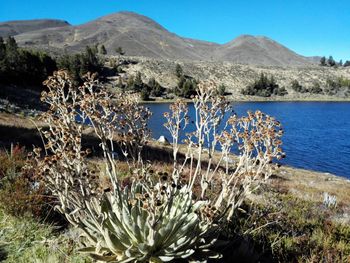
[0,19,70,38]
[113,56,350,100]
[1,11,315,67]
[213,35,313,67]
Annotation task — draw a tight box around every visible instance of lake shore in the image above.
[140,96,350,104]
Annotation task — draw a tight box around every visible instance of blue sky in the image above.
[1,0,349,60]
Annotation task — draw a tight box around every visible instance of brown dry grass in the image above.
[271,166,350,204]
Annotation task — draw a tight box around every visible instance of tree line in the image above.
[0,37,114,89]
[117,71,165,101]
[0,37,56,88]
[320,56,350,67]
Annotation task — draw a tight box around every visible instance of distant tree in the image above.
[115,47,125,56]
[0,37,5,60]
[175,63,183,78]
[134,72,143,92]
[177,75,186,89]
[174,77,197,98]
[148,77,164,97]
[241,73,287,97]
[126,76,135,90]
[218,84,226,96]
[291,80,308,93]
[5,36,20,70]
[344,60,350,67]
[309,82,323,94]
[57,45,102,84]
[274,86,288,96]
[117,77,124,90]
[140,88,150,101]
[339,59,343,67]
[182,79,197,98]
[320,56,326,66]
[327,56,336,67]
[99,44,107,55]
[324,77,350,95]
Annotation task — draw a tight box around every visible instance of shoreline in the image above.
[140,97,350,103]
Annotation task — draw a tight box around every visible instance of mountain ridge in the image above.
[0,19,70,38]
[0,12,316,67]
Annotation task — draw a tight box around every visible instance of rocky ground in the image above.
[109,56,350,101]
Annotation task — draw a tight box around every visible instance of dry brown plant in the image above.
[25,71,284,262]
[164,81,284,220]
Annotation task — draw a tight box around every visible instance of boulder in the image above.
[157,135,170,145]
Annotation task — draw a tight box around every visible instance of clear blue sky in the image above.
[1,0,349,60]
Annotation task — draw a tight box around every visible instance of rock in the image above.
[223,156,234,164]
[157,135,170,145]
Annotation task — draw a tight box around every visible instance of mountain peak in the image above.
[93,11,166,31]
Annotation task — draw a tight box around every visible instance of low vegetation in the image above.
[290,77,350,96]
[233,193,350,262]
[241,73,288,97]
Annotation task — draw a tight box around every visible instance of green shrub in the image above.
[291,80,308,93]
[217,84,226,96]
[324,77,350,95]
[174,76,197,98]
[241,73,287,97]
[309,82,323,94]
[148,77,164,97]
[140,87,150,101]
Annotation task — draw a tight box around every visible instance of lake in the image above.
[145,102,350,179]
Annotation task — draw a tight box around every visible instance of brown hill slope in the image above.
[2,12,316,67]
[213,35,312,67]
[13,12,218,60]
[0,19,70,38]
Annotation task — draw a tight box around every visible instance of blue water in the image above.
[145,102,350,179]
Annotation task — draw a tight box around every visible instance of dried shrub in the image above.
[164,81,284,220]
[0,145,55,219]
[27,71,284,262]
[0,144,26,180]
[231,195,350,263]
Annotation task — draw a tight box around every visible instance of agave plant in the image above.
[71,181,216,262]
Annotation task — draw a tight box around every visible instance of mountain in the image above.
[0,12,315,67]
[213,35,312,67]
[0,19,70,38]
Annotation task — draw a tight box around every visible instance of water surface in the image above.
[145,102,350,179]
